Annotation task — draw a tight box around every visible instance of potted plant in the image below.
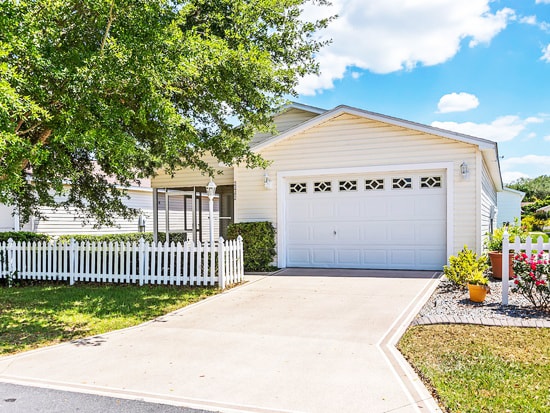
[484,219,528,280]
[466,270,491,303]
[444,246,489,286]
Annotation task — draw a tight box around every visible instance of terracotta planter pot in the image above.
[488,251,514,280]
[468,283,489,303]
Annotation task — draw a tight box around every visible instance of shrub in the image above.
[226,221,276,272]
[0,231,50,243]
[56,232,187,244]
[484,218,528,252]
[443,246,489,288]
[512,252,550,311]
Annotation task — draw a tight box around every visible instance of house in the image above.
[151,103,504,270]
[496,187,525,227]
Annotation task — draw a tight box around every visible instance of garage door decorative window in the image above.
[314,181,332,192]
[420,176,442,188]
[365,179,384,190]
[339,180,357,191]
[289,183,307,193]
[392,177,412,189]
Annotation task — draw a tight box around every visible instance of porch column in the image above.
[152,188,158,243]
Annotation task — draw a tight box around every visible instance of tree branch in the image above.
[100,0,116,53]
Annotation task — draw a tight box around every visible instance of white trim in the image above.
[277,162,455,268]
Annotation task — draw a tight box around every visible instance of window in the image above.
[365,179,384,190]
[339,180,357,191]
[420,176,442,188]
[392,177,412,189]
[289,183,307,193]
[314,181,332,192]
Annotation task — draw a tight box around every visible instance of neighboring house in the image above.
[1,181,154,236]
[496,187,525,227]
[152,103,504,270]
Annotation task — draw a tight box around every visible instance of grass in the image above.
[399,325,550,413]
[0,283,218,355]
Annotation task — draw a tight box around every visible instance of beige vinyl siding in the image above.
[235,113,479,255]
[481,160,498,248]
[25,189,155,235]
[152,154,234,188]
[250,108,322,147]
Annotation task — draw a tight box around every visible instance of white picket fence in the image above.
[502,233,550,305]
[0,236,243,289]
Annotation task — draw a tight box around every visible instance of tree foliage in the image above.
[508,175,550,202]
[0,0,332,226]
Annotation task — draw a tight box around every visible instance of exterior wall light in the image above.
[460,162,469,179]
[264,171,273,190]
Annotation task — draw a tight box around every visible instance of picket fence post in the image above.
[218,237,225,290]
[7,238,16,281]
[138,238,145,286]
[237,235,244,281]
[502,230,510,306]
[69,238,77,285]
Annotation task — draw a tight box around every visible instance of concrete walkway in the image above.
[0,270,441,413]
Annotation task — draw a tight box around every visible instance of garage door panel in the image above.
[311,202,335,219]
[415,221,446,244]
[363,199,389,218]
[364,249,389,266]
[336,202,361,218]
[287,248,311,266]
[389,221,416,243]
[413,196,446,219]
[312,224,336,242]
[336,223,361,242]
[312,249,336,265]
[337,249,362,266]
[285,171,446,270]
[288,223,311,243]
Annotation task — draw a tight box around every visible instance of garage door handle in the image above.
[333,230,337,235]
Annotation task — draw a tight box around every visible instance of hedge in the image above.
[57,232,187,244]
[0,232,50,243]
[226,221,276,272]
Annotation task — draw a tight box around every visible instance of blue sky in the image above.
[295,0,550,184]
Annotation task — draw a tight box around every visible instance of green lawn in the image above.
[0,283,218,355]
[399,325,550,413]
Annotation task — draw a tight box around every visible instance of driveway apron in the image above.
[0,270,440,413]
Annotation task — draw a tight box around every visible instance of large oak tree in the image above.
[0,0,331,226]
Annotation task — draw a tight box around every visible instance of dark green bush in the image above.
[57,232,187,244]
[0,231,50,243]
[226,221,276,272]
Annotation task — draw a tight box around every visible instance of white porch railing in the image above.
[502,233,550,305]
[0,236,243,289]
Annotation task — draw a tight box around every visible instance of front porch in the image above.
[151,185,234,244]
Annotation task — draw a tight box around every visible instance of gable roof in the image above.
[251,104,503,191]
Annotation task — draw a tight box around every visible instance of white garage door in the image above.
[285,172,446,270]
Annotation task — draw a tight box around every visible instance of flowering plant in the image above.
[512,252,550,311]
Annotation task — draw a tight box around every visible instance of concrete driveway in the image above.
[0,270,441,413]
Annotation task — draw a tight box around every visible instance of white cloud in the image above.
[431,116,533,142]
[502,171,529,184]
[501,155,550,182]
[519,15,537,25]
[437,92,479,113]
[541,44,550,62]
[298,1,515,95]
[544,135,550,141]
[536,0,550,4]
[351,71,361,79]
